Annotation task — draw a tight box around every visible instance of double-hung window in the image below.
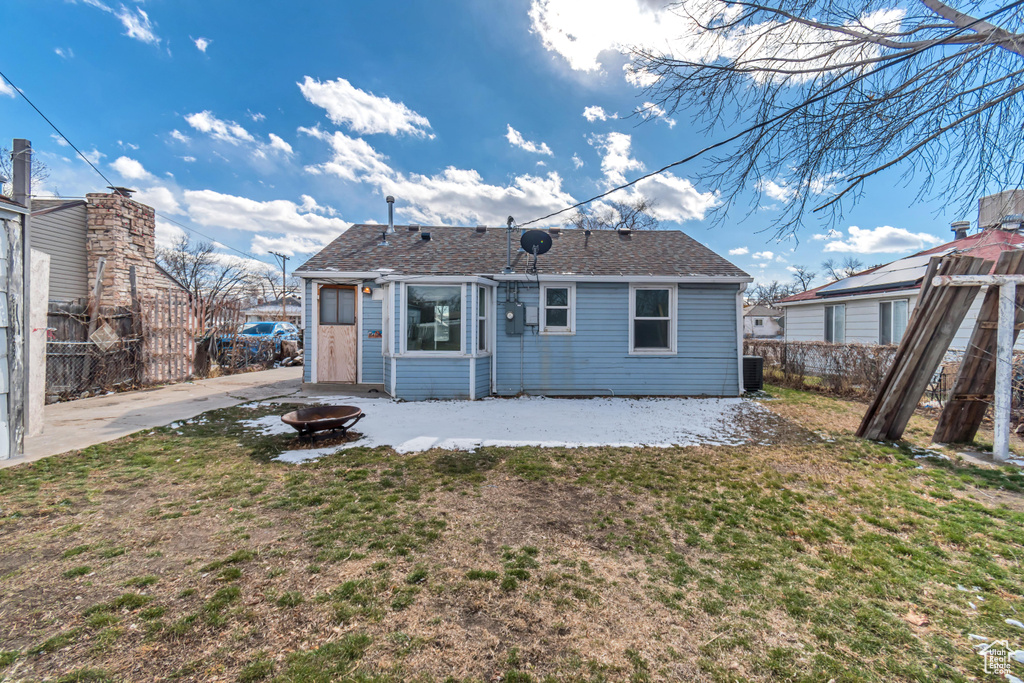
[540,284,574,334]
[824,304,846,343]
[630,285,676,353]
[477,286,488,352]
[319,286,355,325]
[879,299,908,345]
[405,285,462,352]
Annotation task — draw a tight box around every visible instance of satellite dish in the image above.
[520,229,552,256]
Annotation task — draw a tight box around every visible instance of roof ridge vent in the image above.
[548,226,561,235]
[475,225,486,233]
[617,227,631,235]
[408,224,420,232]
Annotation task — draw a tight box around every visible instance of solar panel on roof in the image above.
[817,251,948,296]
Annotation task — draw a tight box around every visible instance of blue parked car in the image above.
[216,321,300,366]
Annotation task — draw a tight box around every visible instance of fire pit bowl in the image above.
[281,405,364,438]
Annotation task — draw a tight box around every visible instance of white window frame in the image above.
[476,285,491,354]
[824,303,846,343]
[878,298,909,345]
[754,318,764,326]
[400,282,466,356]
[539,283,576,335]
[628,284,677,355]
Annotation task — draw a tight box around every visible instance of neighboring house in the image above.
[777,193,1024,349]
[294,222,751,400]
[243,296,302,325]
[33,190,186,305]
[743,305,783,338]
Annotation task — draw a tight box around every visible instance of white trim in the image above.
[736,283,747,395]
[877,297,910,345]
[390,283,398,397]
[310,283,319,383]
[469,283,477,400]
[493,274,752,284]
[297,270,752,285]
[356,283,363,384]
[539,282,576,335]
[490,285,497,395]
[776,288,917,307]
[628,284,678,356]
[400,282,466,356]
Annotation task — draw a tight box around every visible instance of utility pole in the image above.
[268,251,289,322]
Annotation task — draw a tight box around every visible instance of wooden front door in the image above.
[317,285,358,383]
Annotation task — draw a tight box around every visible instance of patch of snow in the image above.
[1012,650,1024,664]
[301,395,771,455]
[913,450,949,460]
[1006,674,1023,683]
[1007,619,1024,629]
[970,602,977,610]
[969,634,989,641]
[239,414,293,436]
[273,446,342,464]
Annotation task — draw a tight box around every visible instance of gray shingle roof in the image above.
[296,225,749,278]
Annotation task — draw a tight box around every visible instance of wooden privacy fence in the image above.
[46,293,252,402]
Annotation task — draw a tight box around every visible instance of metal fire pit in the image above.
[281,405,364,439]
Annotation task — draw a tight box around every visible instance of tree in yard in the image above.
[630,0,1024,236]
[566,197,660,231]
[157,234,258,325]
[0,146,50,198]
[747,280,798,305]
[790,264,817,290]
[822,255,866,281]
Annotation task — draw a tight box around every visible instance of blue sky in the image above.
[2,0,973,287]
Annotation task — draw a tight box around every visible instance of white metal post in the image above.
[995,282,1016,461]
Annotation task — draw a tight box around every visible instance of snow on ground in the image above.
[242,395,774,463]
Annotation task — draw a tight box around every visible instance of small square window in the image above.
[540,284,574,334]
[631,286,675,353]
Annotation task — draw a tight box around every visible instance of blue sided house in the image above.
[294,216,751,401]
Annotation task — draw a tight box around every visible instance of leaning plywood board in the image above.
[317,325,357,383]
[933,250,1024,444]
[857,254,991,441]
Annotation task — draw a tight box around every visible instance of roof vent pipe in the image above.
[380,196,396,246]
[951,220,970,240]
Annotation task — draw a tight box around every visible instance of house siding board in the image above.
[494,282,740,396]
[303,279,314,383]
[33,204,88,301]
[475,355,490,397]
[395,357,471,400]
[361,284,384,384]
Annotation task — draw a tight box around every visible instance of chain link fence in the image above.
[44,339,142,402]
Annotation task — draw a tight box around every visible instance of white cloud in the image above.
[571,154,584,169]
[582,106,617,122]
[51,134,70,147]
[155,220,186,250]
[729,247,749,255]
[115,5,159,45]
[0,79,15,98]
[590,132,717,222]
[248,111,266,123]
[82,148,105,165]
[592,132,643,186]
[298,76,432,137]
[135,185,184,215]
[55,47,74,59]
[185,111,256,145]
[184,190,351,256]
[823,226,943,254]
[110,156,154,181]
[267,133,294,155]
[181,156,197,163]
[117,140,139,150]
[299,126,393,182]
[635,102,676,128]
[193,37,210,52]
[506,126,553,156]
[752,250,774,260]
[170,129,191,144]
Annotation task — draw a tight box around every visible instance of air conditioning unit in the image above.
[743,355,764,393]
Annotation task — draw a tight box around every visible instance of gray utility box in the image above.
[505,302,524,335]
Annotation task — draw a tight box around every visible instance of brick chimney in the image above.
[85,192,158,307]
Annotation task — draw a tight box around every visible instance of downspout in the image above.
[736,282,747,396]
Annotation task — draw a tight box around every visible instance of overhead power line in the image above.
[1,67,263,263]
